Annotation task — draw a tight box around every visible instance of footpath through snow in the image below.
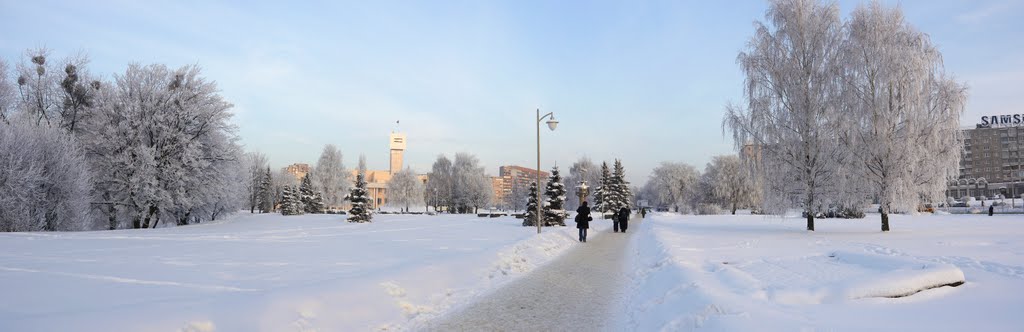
[420,225,635,332]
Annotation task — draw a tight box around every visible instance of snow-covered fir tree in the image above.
[543,166,567,226]
[606,159,633,212]
[593,162,611,214]
[521,182,540,227]
[299,173,323,213]
[281,186,304,216]
[348,156,372,223]
[258,167,273,213]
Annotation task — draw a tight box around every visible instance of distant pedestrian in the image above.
[640,207,646,219]
[575,201,593,242]
[615,207,630,233]
[989,205,994,216]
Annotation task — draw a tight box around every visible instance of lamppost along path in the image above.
[536,109,558,234]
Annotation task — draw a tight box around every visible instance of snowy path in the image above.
[422,227,633,332]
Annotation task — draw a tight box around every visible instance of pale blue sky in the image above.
[2,0,1021,185]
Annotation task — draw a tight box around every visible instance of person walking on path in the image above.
[575,201,592,242]
[615,207,630,233]
[640,207,646,219]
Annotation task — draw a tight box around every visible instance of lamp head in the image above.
[546,115,559,131]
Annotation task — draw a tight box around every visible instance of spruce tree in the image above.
[593,161,611,214]
[521,182,540,227]
[300,173,323,213]
[281,186,305,215]
[347,170,372,222]
[258,167,273,213]
[609,159,633,212]
[543,166,567,226]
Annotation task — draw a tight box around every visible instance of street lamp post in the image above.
[536,108,558,234]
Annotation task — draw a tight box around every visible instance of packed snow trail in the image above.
[422,227,633,332]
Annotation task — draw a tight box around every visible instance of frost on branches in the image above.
[522,182,540,227]
[724,0,846,231]
[299,173,324,214]
[0,115,93,231]
[280,186,304,216]
[348,155,372,223]
[543,166,567,227]
[724,0,967,231]
[839,2,967,231]
[606,159,633,212]
[593,162,611,214]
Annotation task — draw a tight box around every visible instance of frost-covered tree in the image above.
[565,157,601,210]
[507,179,528,213]
[451,152,491,213]
[0,59,16,123]
[606,159,633,212]
[14,48,60,127]
[0,115,93,231]
[703,155,760,215]
[314,144,349,208]
[543,166,568,226]
[723,0,845,231]
[86,63,241,228]
[259,167,273,213]
[425,155,453,212]
[348,155,372,222]
[645,161,700,213]
[272,167,299,213]
[521,182,540,227]
[839,2,967,231]
[387,167,424,212]
[593,162,611,214]
[280,186,304,216]
[245,152,269,213]
[299,173,323,213]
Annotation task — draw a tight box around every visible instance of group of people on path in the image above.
[573,202,642,242]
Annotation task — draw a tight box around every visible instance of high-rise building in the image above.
[948,118,1024,199]
[498,165,549,195]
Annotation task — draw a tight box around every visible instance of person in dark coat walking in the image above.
[575,201,592,242]
[615,207,630,233]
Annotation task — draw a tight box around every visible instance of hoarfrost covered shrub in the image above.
[0,115,93,231]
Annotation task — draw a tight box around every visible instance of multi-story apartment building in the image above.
[949,116,1024,199]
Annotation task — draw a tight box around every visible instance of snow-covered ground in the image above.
[2,212,1022,331]
[625,213,1024,331]
[0,213,607,331]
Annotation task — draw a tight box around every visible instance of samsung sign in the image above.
[980,114,1024,127]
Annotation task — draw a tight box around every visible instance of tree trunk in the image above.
[806,212,815,231]
[732,201,737,215]
[881,212,890,232]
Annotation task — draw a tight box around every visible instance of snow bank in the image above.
[0,213,608,331]
[619,213,1023,331]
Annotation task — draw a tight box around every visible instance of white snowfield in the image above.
[627,213,1024,331]
[1,212,1022,331]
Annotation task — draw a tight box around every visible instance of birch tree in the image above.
[425,155,453,212]
[452,152,490,213]
[840,2,967,231]
[724,0,845,231]
[646,161,700,213]
[244,152,269,213]
[704,155,760,215]
[387,167,424,212]
[314,144,349,208]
